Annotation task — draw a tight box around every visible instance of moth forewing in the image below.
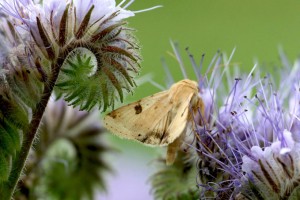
[104,90,173,144]
[164,83,201,164]
[162,92,195,144]
[103,79,203,165]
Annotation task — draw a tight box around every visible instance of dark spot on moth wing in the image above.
[108,111,117,119]
[156,131,168,144]
[134,104,142,114]
[139,136,148,143]
[136,132,173,145]
[137,134,156,144]
[181,111,184,117]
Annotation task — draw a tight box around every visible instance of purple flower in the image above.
[195,50,300,199]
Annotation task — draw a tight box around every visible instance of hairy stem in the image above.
[2,58,64,200]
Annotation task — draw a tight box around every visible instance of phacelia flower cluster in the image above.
[150,45,300,200]
[194,49,300,199]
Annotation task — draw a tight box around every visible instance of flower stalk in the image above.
[2,59,62,200]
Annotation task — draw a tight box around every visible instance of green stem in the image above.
[2,59,63,200]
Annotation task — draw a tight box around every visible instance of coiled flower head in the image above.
[0,0,141,111]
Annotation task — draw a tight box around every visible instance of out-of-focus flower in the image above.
[14,97,111,200]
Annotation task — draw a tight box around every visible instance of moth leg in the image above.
[189,97,210,152]
[193,97,206,125]
[166,132,184,165]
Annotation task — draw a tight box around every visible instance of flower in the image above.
[13,97,111,199]
[0,0,141,111]
[150,44,300,199]
[194,50,300,199]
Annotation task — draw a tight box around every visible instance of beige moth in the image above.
[104,79,205,165]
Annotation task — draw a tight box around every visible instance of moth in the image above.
[104,79,205,165]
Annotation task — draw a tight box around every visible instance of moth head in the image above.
[178,79,199,90]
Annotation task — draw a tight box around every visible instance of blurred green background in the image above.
[102,1,300,199]
[127,0,300,99]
